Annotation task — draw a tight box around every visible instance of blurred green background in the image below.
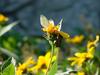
[0,0,100,63]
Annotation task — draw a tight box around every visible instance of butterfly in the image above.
[40,15,69,40]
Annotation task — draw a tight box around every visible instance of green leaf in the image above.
[48,61,58,75]
[0,47,18,60]
[2,63,15,75]
[0,57,16,75]
[0,22,18,37]
[1,57,16,75]
[95,68,99,75]
[1,57,12,71]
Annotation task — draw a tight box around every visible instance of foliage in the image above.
[0,14,100,75]
[1,57,15,75]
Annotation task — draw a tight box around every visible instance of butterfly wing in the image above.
[58,19,63,31]
[40,15,49,28]
[59,31,70,39]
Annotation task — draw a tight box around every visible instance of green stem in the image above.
[45,41,54,75]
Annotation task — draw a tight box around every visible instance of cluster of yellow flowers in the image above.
[16,15,100,75]
[16,57,35,75]
[16,52,56,75]
[0,14,8,22]
[68,35,99,67]
[28,52,56,74]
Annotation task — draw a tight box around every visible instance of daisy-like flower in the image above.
[0,14,8,22]
[16,57,35,75]
[68,52,87,67]
[40,15,69,39]
[68,35,99,67]
[28,52,56,74]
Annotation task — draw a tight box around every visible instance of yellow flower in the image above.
[86,35,99,58]
[42,20,59,33]
[40,15,69,39]
[0,14,8,22]
[68,52,87,67]
[16,57,35,75]
[77,71,85,75]
[86,47,95,59]
[67,35,84,44]
[28,52,56,74]
[16,69,23,75]
[68,35,99,67]
[68,47,95,67]
[87,35,99,50]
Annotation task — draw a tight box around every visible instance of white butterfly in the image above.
[40,15,69,39]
